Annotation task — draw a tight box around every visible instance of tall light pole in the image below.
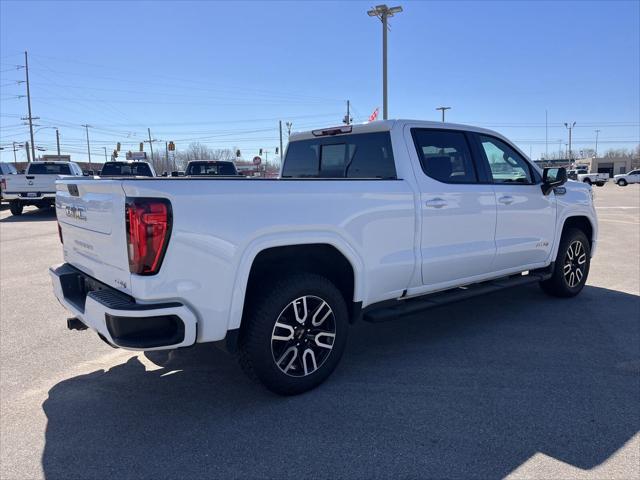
[12,142,24,164]
[82,124,92,165]
[34,126,60,156]
[436,106,451,122]
[564,121,576,161]
[594,129,600,158]
[368,4,403,120]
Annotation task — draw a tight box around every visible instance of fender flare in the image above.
[550,212,597,261]
[226,231,366,331]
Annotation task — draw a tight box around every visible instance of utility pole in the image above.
[55,128,61,156]
[25,141,31,163]
[279,120,284,165]
[146,128,155,162]
[24,51,36,162]
[368,4,403,120]
[165,142,169,173]
[103,147,108,162]
[564,121,576,161]
[545,109,548,158]
[436,106,451,122]
[82,124,92,164]
[594,129,600,158]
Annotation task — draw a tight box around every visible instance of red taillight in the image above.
[57,222,63,244]
[0,178,6,191]
[125,198,172,275]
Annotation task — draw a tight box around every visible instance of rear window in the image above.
[28,163,71,175]
[186,162,238,176]
[282,132,396,179]
[100,163,153,177]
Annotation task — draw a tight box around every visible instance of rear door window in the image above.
[411,129,478,183]
[282,132,396,179]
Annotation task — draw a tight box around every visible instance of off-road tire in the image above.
[539,228,590,297]
[238,273,349,395]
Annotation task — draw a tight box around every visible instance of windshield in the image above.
[186,162,238,176]
[100,163,154,177]
[28,163,71,175]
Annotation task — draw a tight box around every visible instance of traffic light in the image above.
[236,149,241,158]
[275,147,279,154]
[259,148,263,155]
[116,142,121,151]
[139,142,144,152]
[168,141,175,151]
[113,149,118,158]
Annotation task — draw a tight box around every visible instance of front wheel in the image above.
[618,179,628,186]
[9,201,23,216]
[583,178,592,185]
[238,273,349,395]
[540,228,590,297]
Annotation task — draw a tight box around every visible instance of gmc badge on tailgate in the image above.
[67,184,79,196]
[65,205,87,221]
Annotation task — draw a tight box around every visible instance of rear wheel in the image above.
[596,182,605,187]
[9,201,23,216]
[540,228,590,297]
[238,273,349,395]
[618,179,628,186]
[583,178,592,185]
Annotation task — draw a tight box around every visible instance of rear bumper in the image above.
[3,192,56,201]
[49,263,197,351]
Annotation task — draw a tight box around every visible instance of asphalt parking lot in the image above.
[0,183,638,480]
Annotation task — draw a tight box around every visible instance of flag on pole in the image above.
[368,107,379,122]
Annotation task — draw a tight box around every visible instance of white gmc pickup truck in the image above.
[50,120,598,395]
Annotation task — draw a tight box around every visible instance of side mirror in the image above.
[541,167,567,195]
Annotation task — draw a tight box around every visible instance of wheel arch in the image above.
[227,235,365,335]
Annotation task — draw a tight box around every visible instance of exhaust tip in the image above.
[67,317,88,331]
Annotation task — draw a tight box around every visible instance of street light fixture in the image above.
[367,4,403,120]
[34,126,61,155]
[436,106,451,122]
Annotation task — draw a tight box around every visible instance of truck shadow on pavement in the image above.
[41,284,639,479]
[0,206,56,222]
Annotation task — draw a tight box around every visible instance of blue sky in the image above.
[1,0,639,164]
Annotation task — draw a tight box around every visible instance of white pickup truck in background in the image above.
[567,169,609,186]
[3,161,84,215]
[50,120,598,395]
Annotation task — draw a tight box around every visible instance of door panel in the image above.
[407,127,497,286]
[474,134,556,270]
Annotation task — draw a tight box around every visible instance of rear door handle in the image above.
[498,195,514,205]
[425,198,447,209]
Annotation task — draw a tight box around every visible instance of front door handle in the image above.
[425,198,447,209]
[498,195,514,205]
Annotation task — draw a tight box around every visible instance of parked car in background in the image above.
[185,160,239,176]
[0,162,18,201]
[3,161,83,215]
[613,169,640,186]
[99,161,156,177]
[50,120,597,395]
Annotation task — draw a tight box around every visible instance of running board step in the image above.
[363,270,551,323]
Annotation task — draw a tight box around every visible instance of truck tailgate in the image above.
[6,174,56,192]
[56,179,132,294]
